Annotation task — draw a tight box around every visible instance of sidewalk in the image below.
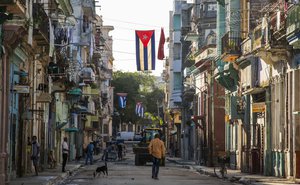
[8,154,103,185]
[167,157,298,185]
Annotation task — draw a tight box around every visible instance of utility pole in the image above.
[208,59,215,167]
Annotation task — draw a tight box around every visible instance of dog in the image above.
[93,162,108,178]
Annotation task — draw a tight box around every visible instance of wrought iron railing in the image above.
[221,31,241,56]
[33,3,49,42]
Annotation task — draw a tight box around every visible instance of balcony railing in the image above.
[252,24,265,51]
[269,10,286,41]
[221,31,241,62]
[32,3,49,45]
[287,5,300,36]
[286,5,300,47]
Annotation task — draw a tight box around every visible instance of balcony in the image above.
[268,4,286,43]
[80,67,95,83]
[194,45,216,68]
[221,31,241,62]
[56,0,72,16]
[183,87,195,102]
[240,37,252,56]
[184,31,199,42]
[32,3,49,45]
[251,7,290,64]
[99,69,112,80]
[82,0,95,17]
[1,0,26,15]
[215,63,238,91]
[181,26,191,36]
[183,66,196,78]
[287,5,300,49]
[252,24,265,52]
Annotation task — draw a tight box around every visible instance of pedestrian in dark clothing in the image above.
[85,142,94,165]
[31,136,40,176]
[62,137,69,172]
[117,143,123,160]
[148,134,165,180]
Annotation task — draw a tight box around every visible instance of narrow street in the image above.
[2,1,300,184]
[59,145,237,185]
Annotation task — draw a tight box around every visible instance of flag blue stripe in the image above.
[144,46,148,70]
[151,33,156,70]
[135,33,141,71]
[118,96,126,108]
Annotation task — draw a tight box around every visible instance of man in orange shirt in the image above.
[148,134,165,180]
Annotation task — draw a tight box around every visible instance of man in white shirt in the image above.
[62,137,69,172]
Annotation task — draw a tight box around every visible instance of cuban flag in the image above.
[135,30,156,71]
[117,93,127,109]
[135,102,144,117]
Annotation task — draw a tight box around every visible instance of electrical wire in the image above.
[103,17,167,29]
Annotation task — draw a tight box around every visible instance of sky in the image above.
[96,0,173,76]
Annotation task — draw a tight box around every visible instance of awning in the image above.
[73,104,95,115]
[170,130,177,136]
[64,127,79,132]
[14,70,28,77]
[67,88,82,96]
[56,122,68,129]
[242,87,265,95]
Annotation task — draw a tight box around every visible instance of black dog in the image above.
[93,162,108,178]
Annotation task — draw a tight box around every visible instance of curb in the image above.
[45,164,82,185]
[167,158,253,185]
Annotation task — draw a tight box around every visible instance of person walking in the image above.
[85,141,94,165]
[148,134,165,180]
[117,143,123,161]
[62,137,69,172]
[31,136,40,176]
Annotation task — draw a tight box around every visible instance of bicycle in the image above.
[214,154,230,179]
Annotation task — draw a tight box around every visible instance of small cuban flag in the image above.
[135,30,156,71]
[117,93,127,109]
[135,102,144,117]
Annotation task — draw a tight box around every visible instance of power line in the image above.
[103,17,167,29]
[113,50,135,55]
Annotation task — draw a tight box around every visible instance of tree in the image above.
[111,71,164,127]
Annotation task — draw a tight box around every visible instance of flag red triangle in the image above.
[136,30,154,47]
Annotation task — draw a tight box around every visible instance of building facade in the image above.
[166,0,300,180]
[0,1,113,184]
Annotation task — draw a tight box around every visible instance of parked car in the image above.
[116,131,134,141]
[133,134,142,141]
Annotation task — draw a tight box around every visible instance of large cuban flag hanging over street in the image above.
[135,30,156,71]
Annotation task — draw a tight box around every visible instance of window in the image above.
[207,4,216,11]
[92,121,98,129]
[173,72,182,90]
[103,124,108,134]
[121,124,126,131]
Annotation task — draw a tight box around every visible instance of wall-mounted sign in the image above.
[36,92,52,103]
[13,85,30,93]
[252,102,266,113]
